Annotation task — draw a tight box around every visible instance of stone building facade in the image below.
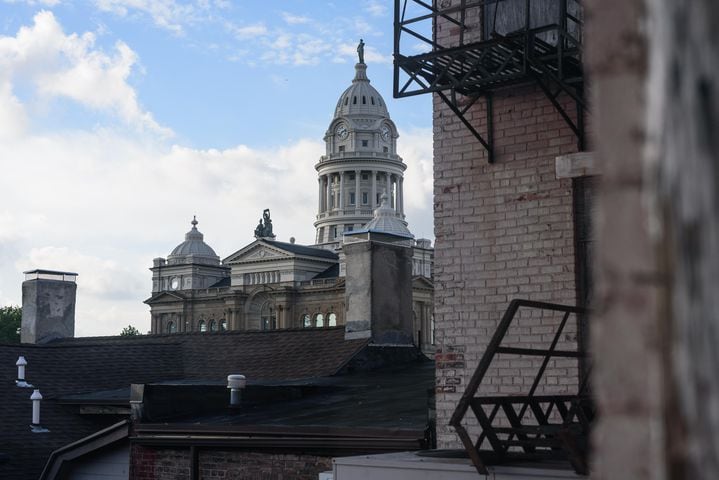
[145,59,435,352]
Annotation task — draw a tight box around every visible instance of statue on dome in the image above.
[357,38,365,64]
[254,209,276,239]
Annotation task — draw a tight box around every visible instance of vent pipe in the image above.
[227,374,246,407]
[30,389,48,432]
[16,356,33,388]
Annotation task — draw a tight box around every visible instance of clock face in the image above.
[170,278,180,290]
[380,125,391,141]
[336,124,349,140]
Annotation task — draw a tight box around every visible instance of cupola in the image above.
[168,217,220,266]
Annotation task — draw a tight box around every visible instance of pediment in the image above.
[223,241,293,265]
[144,291,186,304]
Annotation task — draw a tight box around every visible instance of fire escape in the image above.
[393,0,585,163]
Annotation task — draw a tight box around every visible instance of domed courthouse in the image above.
[145,55,434,351]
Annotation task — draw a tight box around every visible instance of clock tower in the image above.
[314,54,407,247]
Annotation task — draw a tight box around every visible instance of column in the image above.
[385,172,391,205]
[339,172,345,211]
[325,174,331,211]
[371,170,377,208]
[318,177,323,213]
[355,170,361,211]
[398,177,404,215]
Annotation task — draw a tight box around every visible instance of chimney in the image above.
[343,234,414,344]
[16,356,32,388]
[30,389,48,433]
[21,270,78,344]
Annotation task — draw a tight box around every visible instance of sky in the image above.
[0,1,434,336]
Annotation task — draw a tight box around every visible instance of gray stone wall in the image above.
[21,279,76,344]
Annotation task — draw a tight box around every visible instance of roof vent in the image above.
[227,374,246,407]
[16,356,33,388]
[30,389,48,433]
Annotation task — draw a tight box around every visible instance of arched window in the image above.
[221,319,228,331]
[302,314,311,328]
[315,313,324,328]
[210,320,218,332]
[328,313,337,327]
[261,301,277,330]
[167,321,176,334]
[353,96,357,104]
[198,320,207,332]
[344,97,348,105]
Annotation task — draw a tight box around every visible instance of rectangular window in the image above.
[362,192,368,204]
[361,140,368,147]
[338,145,345,152]
[362,173,368,180]
[347,225,354,232]
[383,146,389,153]
[349,173,355,180]
[350,192,356,205]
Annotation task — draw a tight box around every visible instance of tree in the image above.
[0,306,21,343]
[120,325,140,336]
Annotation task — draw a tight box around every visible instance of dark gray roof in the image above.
[313,263,340,279]
[0,327,368,479]
[173,360,434,430]
[208,276,231,288]
[264,240,338,260]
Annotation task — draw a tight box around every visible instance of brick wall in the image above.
[432,76,582,446]
[131,445,332,480]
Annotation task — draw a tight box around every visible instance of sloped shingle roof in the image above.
[0,327,367,479]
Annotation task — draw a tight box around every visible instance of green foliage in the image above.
[0,305,21,343]
[120,325,141,336]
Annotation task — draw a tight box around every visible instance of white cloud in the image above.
[228,22,268,39]
[93,0,198,34]
[3,0,61,5]
[365,0,387,17]
[398,127,434,237]
[0,10,171,136]
[281,12,310,26]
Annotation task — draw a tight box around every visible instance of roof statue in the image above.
[254,208,276,239]
[357,38,365,64]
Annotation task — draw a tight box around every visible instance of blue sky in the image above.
[0,1,434,336]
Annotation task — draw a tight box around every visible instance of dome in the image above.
[168,217,220,265]
[360,194,414,238]
[333,63,390,119]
